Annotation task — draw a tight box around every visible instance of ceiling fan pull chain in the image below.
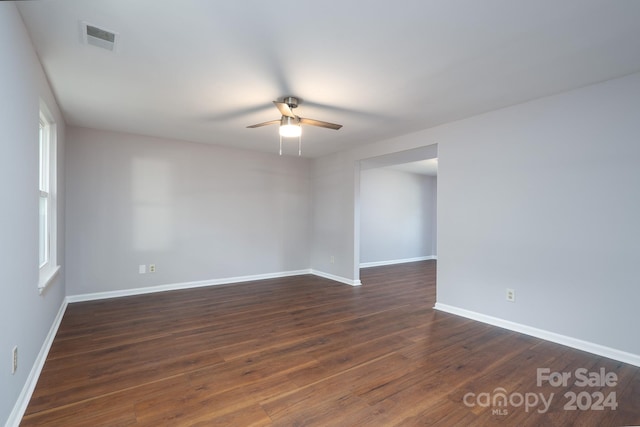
[298,134,302,156]
[279,135,283,156]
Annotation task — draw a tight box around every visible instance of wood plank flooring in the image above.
[22,261,640,426]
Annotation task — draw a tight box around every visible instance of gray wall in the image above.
[436,72,640,354]
[310,151,358,281]
[360,168,436,264]
[65,127,312,295]
[0,4,66,426]
[312,71,640,357]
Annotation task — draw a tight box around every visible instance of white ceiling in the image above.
[17,0,640,158]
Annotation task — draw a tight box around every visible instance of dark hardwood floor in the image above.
[22,261,640,426]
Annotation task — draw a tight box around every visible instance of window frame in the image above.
[38,102,59,293]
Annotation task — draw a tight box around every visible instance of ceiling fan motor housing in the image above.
[283,96,299,109]
[281,116,300,126]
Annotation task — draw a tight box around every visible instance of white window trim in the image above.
[38,101,59,294]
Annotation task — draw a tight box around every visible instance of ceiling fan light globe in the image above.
[279,124,302,137]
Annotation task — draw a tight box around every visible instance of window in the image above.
[38,103,59,293]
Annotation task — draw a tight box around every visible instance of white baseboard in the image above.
[360,255,437,268]
[6,298,68,427]
[67,269,313,303]
[311,270,362,286]
[67,269,365,304]
[434,302,640,368]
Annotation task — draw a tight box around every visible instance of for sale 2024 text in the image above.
[537,367,618,412]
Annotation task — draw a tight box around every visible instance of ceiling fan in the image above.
[247,96,342,155]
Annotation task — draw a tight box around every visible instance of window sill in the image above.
[38,265,60,295]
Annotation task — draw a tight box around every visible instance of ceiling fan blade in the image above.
[299,117,343,130]
[246,119,280,128]
[273,101,296,118]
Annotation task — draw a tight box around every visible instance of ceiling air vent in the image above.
[81,22,118,52]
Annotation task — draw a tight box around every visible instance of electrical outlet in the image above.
[149,264,156,273]
[506,288,516,303]
[330,256,335,264]
[139,264,146,274]
[12,346,17,374]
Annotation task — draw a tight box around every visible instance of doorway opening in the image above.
[356,144,438,282]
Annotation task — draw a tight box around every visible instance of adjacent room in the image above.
[2,1,640,426]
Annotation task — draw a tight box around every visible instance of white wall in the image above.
[435,72,640,356]
[310,151,358,282]
[0,4,66,426]
[65,127,311,295]
[312,71,640,359]
[360,168,436,264]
